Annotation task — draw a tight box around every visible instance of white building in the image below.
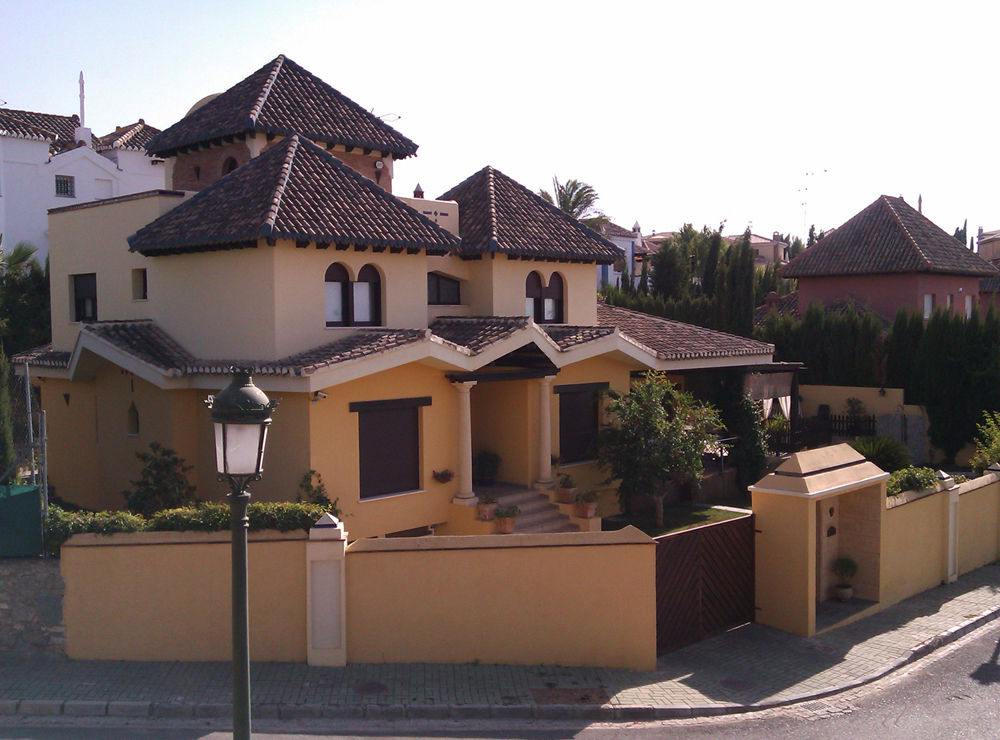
[596,221,643,289]
[0,101,165,261]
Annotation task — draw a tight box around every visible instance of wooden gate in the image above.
[655,514,755,654]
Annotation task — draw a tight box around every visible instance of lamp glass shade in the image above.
[215,422,268,476]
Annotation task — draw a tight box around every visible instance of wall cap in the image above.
[63,529,307,548]
[346,526,653,553]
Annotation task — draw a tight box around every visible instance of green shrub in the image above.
[832,556,857,584]
[886,466,937,497]
[296,470,337,507]
[44,505,146,556]
[850,435,910,472]
[122,442,196,516]
[44,499,340,556]
[970,410,1000,476]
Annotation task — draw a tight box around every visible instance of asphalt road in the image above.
[2,620,999,738]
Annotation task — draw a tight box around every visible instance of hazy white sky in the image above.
[2,0,996,243]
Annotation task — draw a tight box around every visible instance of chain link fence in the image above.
[3,362,45,490]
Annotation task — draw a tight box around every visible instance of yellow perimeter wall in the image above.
[61,527,656,669]
[752,492,815,635]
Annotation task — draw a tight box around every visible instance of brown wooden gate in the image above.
[655,514,755,654]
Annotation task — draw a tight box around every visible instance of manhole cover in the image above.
[532,687,609,705]
[353,680,388,695]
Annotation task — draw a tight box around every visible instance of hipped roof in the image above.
[439,166,621,263]
[128,135,459,256]
[145,55,418,159]
[782,195,996,278]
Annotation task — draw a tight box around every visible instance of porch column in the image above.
[536,375,556,487]
[453,381,478,504]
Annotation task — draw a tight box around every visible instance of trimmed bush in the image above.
[44,499,340,557]
[122,442,196,516]
[886,466,937,497]
[850,435,910,473]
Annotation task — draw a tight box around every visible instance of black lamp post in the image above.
[206,369,278,740]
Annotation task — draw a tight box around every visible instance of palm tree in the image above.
[538,177,607,231]
[0,240,39,277]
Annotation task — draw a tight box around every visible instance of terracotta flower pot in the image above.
[557,486,578,504]
[835,584,853,602]
[495,516,516,534]
[574,501,598,518]
[477,502,497,521]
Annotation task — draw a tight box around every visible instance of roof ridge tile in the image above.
[250,55,284,126]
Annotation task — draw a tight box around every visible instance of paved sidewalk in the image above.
[1,563,998,722]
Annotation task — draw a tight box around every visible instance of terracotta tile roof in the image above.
[753,291,800,325]
[84,320,195,373]
[95,120,161,152]
[429,317,529,354]
[42,320,428,377]
[782,195,997,278]
[601,221,635,239]
[597,302,773,360]
[438,166,621,263]
[0,108,78,153]
[146,55,418,159]
[128,135,460,256]
[542,325,615,349]
[10,345,71,368]
[980,259,1000,293]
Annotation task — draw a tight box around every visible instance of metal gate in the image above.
[655,513,755,654]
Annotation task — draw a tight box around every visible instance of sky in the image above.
[2,0,997,244]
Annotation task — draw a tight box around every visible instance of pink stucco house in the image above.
[781,195,996,322]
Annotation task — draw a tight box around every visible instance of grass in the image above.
[615,504,749,537]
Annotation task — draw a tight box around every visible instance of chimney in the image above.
[772,231,781,242]
[764,291,780,312]
[413,183,424,199]
[74,71,92,147]
[918,194,923,213]
[632,221,641,234]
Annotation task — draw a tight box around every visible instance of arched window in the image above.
[325,263,349,326]
[354,265,382,326]
[543,273,564,324]
[127,402,139,436]
[525,272,543,321]
[222,157,238,175]
[325,263,382,327]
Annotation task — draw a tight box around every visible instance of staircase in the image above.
[479,483,578,533]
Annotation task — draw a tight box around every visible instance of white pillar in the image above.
[306,513,347,666]
[946,487,960,584]
[536,376,555,487]
[454,381,478,504]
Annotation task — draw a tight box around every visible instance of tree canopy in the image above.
[538,176,606,230]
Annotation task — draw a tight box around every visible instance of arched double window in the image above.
[325,263,382,327]
[525,272,564,324]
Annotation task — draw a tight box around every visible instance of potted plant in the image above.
[833,556,858,601]
[493,504,520,534]
[556,473,577,504]
[574,489,599,518]
[477,494,498,521]
[432,469,454,484]
[472,450,500,486]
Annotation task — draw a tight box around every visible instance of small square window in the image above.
[131,268,148,300]
[55,175,75,198]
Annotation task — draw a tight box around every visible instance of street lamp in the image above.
[206,368,278,740]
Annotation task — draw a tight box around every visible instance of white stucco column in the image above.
[946,485,960,584]
[454,381,478,504]
[536,376,556,487]
[306,513,347,666]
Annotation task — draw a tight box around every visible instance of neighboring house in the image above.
[781,195,996,322]
[725,232,789,266]
[595,220,638,289]
[17,55,775,540]
[0,105,165,260]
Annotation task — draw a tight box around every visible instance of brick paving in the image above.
[0,563,997,721]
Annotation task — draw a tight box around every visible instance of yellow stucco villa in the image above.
[18,55,775,539]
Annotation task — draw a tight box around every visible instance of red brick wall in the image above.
[797,273,983,320]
